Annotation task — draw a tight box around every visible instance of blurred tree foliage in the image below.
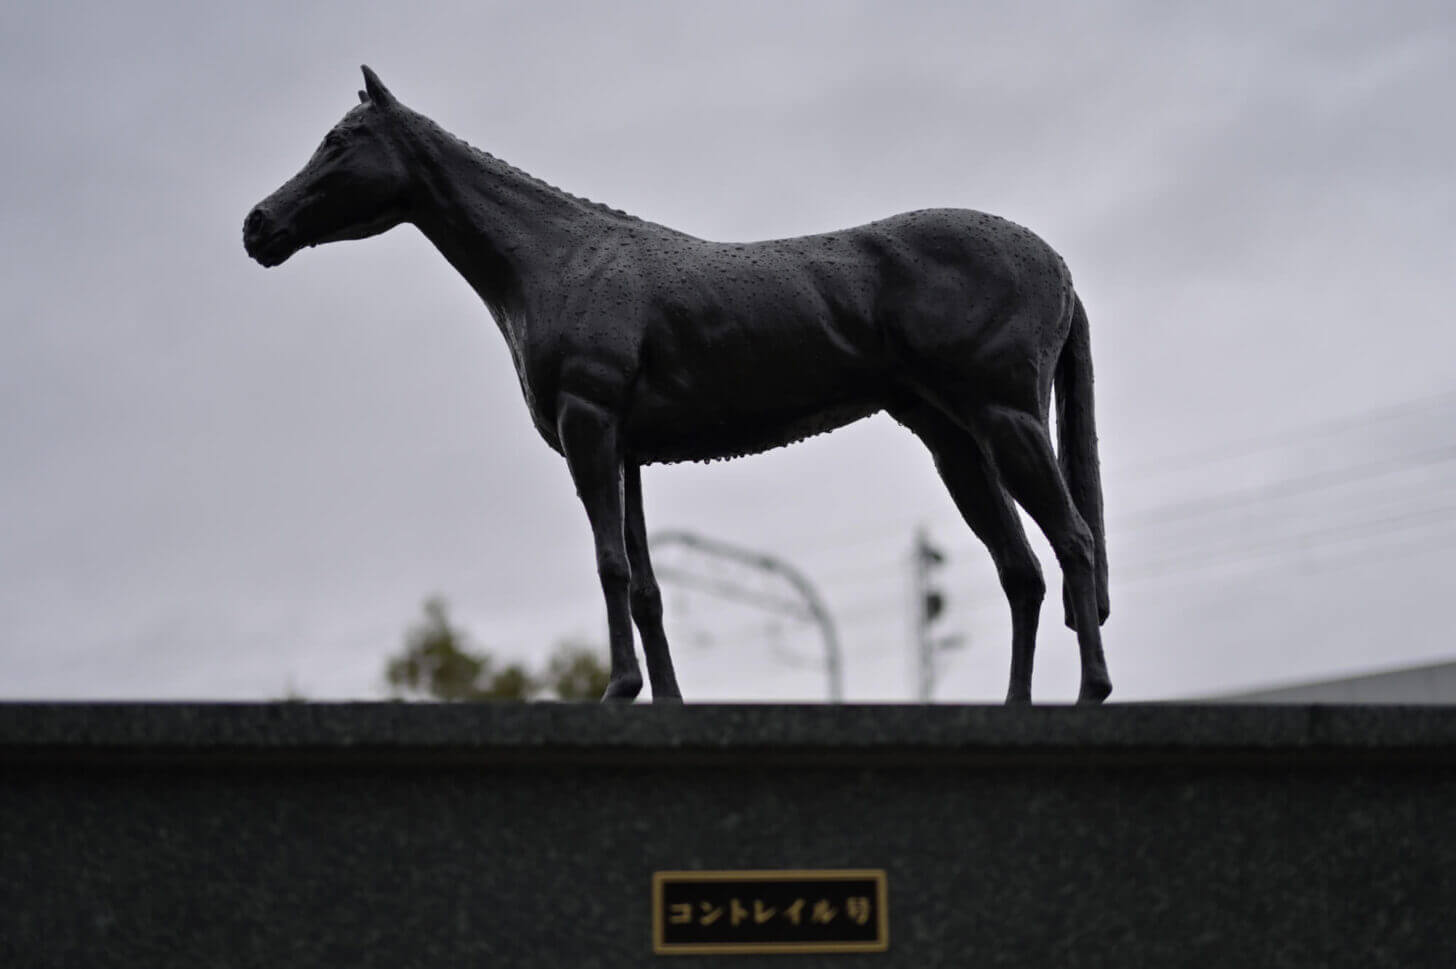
[544,642,613,701]
[384,597,610,702]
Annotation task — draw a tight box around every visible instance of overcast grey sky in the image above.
[2,0,1453,703]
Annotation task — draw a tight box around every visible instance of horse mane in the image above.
[415,112,642,225]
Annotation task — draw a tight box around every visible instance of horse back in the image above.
[548,209,1073,463]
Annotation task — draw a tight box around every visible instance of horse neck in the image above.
[403,118,600,327]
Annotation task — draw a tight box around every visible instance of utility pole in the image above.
[651,530,844,703]
[913,527,960,701]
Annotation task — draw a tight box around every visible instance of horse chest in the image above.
[509,318,638,451]
[495,323,567,450]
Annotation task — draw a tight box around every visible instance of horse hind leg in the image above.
[890,403,1046,704]
[972,403,1112,704]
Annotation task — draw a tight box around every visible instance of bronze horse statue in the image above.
[244,67,1112,704]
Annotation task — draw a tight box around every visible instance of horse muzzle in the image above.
[242,206,297,267]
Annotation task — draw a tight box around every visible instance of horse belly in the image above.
[627,393,882,465]
[621,242,892,463]
[624,322,884,464]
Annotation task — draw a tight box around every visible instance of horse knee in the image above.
[999,564,1045,611]
[1054,522,1097,576]
[1057,523,1099,630]
[1064,573,1111,630]
[630,580,663,624]
[596,548,631,589]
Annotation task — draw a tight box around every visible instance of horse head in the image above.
[244,66,413,268]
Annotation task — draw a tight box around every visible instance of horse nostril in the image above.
[244,208,265,236]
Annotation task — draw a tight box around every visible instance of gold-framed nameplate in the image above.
[652,869,888,955]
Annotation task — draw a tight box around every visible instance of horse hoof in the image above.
[601,673,643,701]
[1077,679,1112,705]
[1004,690,1032,706]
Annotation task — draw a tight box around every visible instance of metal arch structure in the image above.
[650,530,844,703]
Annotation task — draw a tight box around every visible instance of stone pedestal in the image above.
[2,703,1452,967]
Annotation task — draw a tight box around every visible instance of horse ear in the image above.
[361,65,396,107]
[358,90,368,104]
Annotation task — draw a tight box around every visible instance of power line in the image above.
[848,514,1456,635]
[934,500,1456,613]
[655,386,1456,560]
[777,487,1456,629]
[689,475,1456,633]
[1118,501,1456,584]
[1111,444,1456,532]
[1107,387,1456,477]
[1103,524,1456,609]
[778,443,1456,593]
[1121,479,1456,562]
[650,389,1456,658]
[671,513,1456,653]
[864,441,1456,567]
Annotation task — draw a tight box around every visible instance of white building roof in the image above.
[1215,658,1456,703]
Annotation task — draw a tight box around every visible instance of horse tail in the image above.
[1054,293,1109,627]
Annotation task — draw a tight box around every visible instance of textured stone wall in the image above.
[2,704,1452,967]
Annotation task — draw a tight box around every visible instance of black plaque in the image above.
[652,869,889,955]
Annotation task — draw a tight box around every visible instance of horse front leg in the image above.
[557,394,642,701]
[623,462,683,701]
